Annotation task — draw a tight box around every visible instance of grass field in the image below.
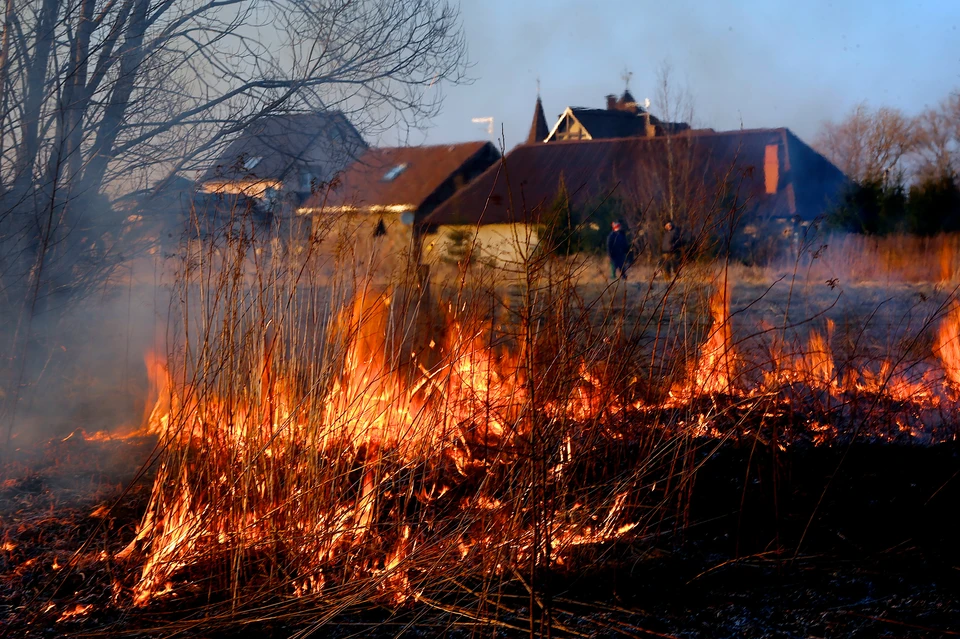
[2,229,959,637]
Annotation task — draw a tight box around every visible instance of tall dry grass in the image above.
[117,193,960,636]
[123,201,747,636]
[793,233,960,284]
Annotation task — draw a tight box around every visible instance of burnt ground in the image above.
[0,433,957,638]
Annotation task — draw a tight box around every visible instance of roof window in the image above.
[243,156,263,170]
[382,163,408,182]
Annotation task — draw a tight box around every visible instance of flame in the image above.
[127,290,558,605]
[936,303,960,389]
[122,281,960,608]
[671,281,739,400]
[56,604,93,622]
[696,282,738,395]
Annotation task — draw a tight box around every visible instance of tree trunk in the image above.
[0,0,16,192]
[12,0,60,196]
[82,0,150,193]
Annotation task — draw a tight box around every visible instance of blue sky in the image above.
[407,0,960,150]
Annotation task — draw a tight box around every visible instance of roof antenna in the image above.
[536,76,541,97]
[621,67,633,91]
[472,117,494,135]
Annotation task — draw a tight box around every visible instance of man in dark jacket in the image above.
[607,221,630,280]
[660,220,680,277]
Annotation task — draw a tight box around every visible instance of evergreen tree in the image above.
[906,175,960,235]
[830,180,907,234]
[542,174,580,256]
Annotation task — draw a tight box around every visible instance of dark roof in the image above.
[306,141,500,212]
[528,97,550,144]
[621,89,637,105]
[200,112,366,184]
[569,108,649,139]
[423,129,849,227]
[566,108,691,140]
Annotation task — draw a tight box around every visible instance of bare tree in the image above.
[814,102,915,185]
[0,0,467,445]
[650,61,698,226]
[913,91,960,182]
[0,0,467,294]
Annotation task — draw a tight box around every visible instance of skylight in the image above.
[382,163,408,182]
[243,156,263,170]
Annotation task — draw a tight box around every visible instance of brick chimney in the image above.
[643,112,656,137]
[606,94,618,111]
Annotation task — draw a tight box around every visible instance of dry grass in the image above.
[107,203,960,635]
[7,196,960,636]
[777,232,960,285]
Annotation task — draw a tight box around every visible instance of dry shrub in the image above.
[801,233,960,284]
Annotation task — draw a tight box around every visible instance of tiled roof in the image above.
[200,112,366,184]
[569,108,649,139]
[423,129,849,227]
[305,141,500,213]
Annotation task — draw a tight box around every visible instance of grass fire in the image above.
[2,3,960,636]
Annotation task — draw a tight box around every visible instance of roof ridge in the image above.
[367,141,490,152]
[526,127,790,148]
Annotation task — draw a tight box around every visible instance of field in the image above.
[1,234,959,638]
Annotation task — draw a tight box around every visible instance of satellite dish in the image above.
[643,98,651,109]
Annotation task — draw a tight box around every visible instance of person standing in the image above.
[660,220,680,278]
[606,221,630,280]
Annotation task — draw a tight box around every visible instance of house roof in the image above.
[200,112,366,184]
[528,97,550,144]
[304,141,500,213]
[570,108,648,139]
[545,107,691,142]
[422,128,849,227]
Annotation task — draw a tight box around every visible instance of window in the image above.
[382,163,408,181]
[244,156,263,171]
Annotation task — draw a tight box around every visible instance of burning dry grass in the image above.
[111,224,960,630]
[5,217,960,635]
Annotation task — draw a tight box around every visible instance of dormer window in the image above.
[382,163,408,182]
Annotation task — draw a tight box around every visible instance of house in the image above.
[198,112,366,199]
[296,141,501,270]
[420,127,849,266]
[541,90,691,143]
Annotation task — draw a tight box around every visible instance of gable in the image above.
[200,112,366,186]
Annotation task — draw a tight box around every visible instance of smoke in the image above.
[0,254,168,446]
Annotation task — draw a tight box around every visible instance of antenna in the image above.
[472,117,494,136]
[620,67,633,90]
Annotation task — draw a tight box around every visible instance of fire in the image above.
[56,604,93,622]
[670,280,740,400]
[936,303,960,389]
[120,277,960,609]
[127,288,611,606]
[696,281,738,395]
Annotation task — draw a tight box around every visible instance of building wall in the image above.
[200,178,282,197]
[286,210,416,281]
[421,224,540,269]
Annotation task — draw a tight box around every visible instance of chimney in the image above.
[643,112,655,138]
[606,94,617,111]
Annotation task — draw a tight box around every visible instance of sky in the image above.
[406,0,960,150]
